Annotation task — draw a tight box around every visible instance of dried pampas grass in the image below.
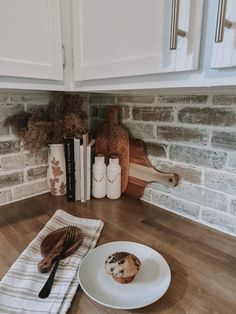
[4,111,31,138]
[63,113,88,138]
[4,92,88,152]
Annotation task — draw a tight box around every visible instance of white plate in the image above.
[78,241,171,309]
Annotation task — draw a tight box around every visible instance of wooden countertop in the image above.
[0,193,235,314]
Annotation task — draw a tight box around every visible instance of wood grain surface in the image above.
[126,138,179,199]
[0,193,235,314]
[38,226,83,273]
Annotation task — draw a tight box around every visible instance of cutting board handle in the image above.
[38,252,60,273]
[126,138,179,199]
[108,106,119,126]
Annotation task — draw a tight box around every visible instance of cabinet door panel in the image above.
[73,0,204,81]
[0,0,63,80]
[211,0,236,68]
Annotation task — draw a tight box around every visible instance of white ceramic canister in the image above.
[92,155,107,198]
[47,144,67,196]
[107,155,121,200]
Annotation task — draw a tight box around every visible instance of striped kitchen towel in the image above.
[0,209,104,314]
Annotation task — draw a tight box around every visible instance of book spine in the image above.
[80,145,85,202]
[82,133,88,203]
[87,139,95,200]
[87,145,91,200]
[64,137,75,202]
[74,138,81,201]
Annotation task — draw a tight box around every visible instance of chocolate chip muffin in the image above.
[105,252,141,284]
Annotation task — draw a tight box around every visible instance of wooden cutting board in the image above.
[95,106,129,193]
[38,226,83,273]
[125,138,179,199]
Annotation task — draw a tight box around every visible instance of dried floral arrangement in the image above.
[4,92,88,152]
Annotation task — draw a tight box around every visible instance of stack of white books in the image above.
[65,133,95,202]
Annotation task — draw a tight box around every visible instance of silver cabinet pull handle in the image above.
[215,0,232,43]
[170,0,186,50]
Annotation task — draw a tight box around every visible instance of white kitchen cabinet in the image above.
[0,0,64,81]
[1,0,236,92]
[72,0,204,82]
[211,0,236,69]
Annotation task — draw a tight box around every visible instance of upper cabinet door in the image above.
[0,0,63,80]
[72,0,204,81]
[211,0,236,68]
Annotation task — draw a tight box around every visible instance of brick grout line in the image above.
[146,192,201,220]
[149,199,232,236]
[228,195,235,214]
[114,94,118,105]
[173,105,178,123]
[9,178,48,195]
[199,206,203,220]
[168,142,232,153]
[151,177,233,204]
[152,123,157,141]
[143,139,229,152]
[199,167,204,186]
[0,163,48,175]
[91,102,236,130]
[225,197,231,214]
[124,120,158,126]
[207,93,213,105]
[145,193,236,237]
[150,156,202,171]
[198,206,236,236]
[154,95,158,105]
[152,188,202,209]
[224,153,231,170]
[129,106,133,121]
[24,164,48,170]
[0,169,24,176]
[204,167,236,176]
[201,167,206,186]
[226,152,236,173]
[141,186,153,203]
[200,205,236,229]
[0,186,13,193]
[12,177,48,187]
[124,119,236,130]
[23,168,28,183]
[200,205,236,218]
[2,189,49,207]
[128,120,175,126]
[165,144,170,159]
[207,129,213,147]
[0,152,25,158]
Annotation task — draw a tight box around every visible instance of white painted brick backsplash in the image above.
[0,89,50,205]
[12,179,48,200]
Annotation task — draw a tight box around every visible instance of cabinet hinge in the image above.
[62,45,66,69]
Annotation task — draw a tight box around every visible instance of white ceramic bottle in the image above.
[92,155,107,198]
[107,155,121,200]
